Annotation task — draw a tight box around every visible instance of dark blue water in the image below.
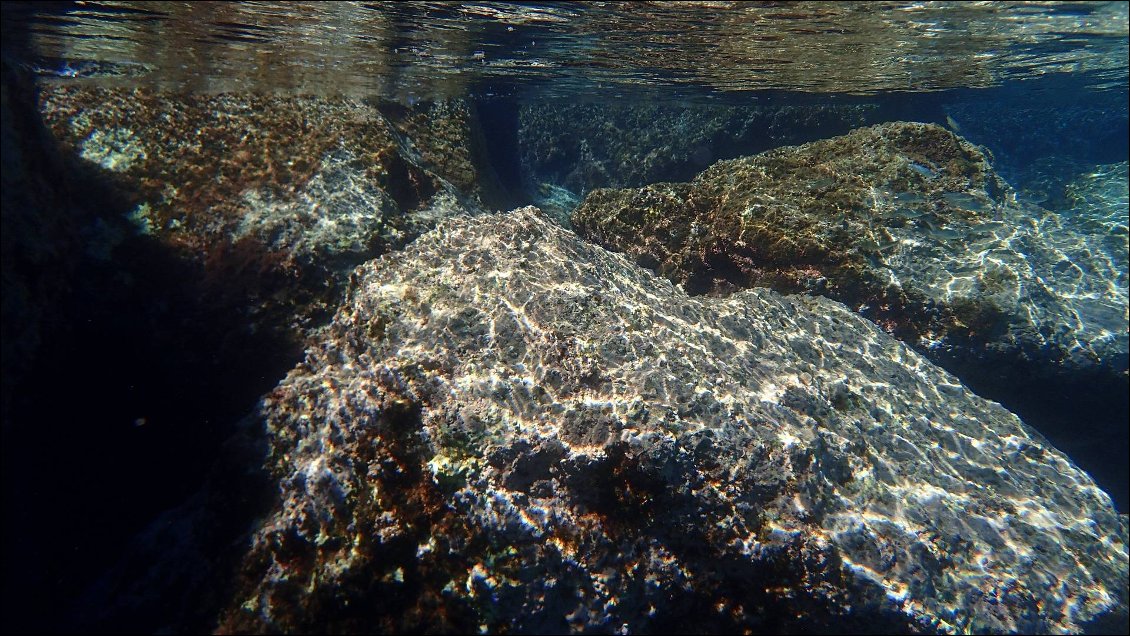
[1,2,1126,633]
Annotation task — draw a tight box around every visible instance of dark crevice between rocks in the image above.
[472,96,530,210]
[1,61,304,632]
[62,417,276,634]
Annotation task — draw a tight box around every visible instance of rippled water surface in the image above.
[3,1,1129,97]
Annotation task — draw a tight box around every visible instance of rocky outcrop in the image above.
[39,87,484,339]
[571,122,1128,393]
[220,208,1127,634]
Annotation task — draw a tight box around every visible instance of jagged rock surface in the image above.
[220,208,1128,634]
[571,122,1129,390]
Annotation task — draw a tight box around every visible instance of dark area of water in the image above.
[474,97,524,200]
[0,62,291,632]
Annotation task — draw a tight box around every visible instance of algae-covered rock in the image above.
[39,87,483,338]
[571,122,1128,390]
[220,208,1127,634]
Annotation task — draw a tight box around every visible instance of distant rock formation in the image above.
[517,101,883,223]
[219,208,1127,634]
[943,103,1129,188]
[572,122,1128,396]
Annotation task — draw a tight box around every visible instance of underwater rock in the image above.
[518,101,882,218]
[220,208,1127,634]
[376,98,507,207]
[1,61,84,419]
[571,122,1128,393]
[943,103,1129,185]
[1056,161,1129,230]
[39,87,483,339]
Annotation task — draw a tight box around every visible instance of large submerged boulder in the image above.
[220,208,1127,634]
[571,122,1128,395]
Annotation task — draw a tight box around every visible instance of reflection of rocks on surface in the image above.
[518,101,882,220]
[221,208,1127,634]
[571,122,1128,390]
[40,87,482,339]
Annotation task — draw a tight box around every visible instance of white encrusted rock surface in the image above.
[571,123,1129,390]
[222,208,1128,634]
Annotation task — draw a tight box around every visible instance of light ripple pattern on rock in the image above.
[223,208,1127,634]
[571,122,1128,390]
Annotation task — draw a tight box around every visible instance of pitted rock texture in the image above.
[39,87,481,337]
[571,122,1129,389]
[220,208,1127,634]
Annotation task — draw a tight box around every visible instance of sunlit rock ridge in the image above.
[221,208,1127,634]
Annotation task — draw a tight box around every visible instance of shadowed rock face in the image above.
[571,122,1128,391]
[517,101,884,224]
[220,208,1127,634]
[5,85,490,632]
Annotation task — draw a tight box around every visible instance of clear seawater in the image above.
[1,2,1127,633]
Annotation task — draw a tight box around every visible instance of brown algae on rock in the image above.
[218,208,1127,634]
[572,122,1127,389]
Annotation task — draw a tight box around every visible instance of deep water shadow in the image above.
[954,365,1129,513]
[1,60,301,632]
